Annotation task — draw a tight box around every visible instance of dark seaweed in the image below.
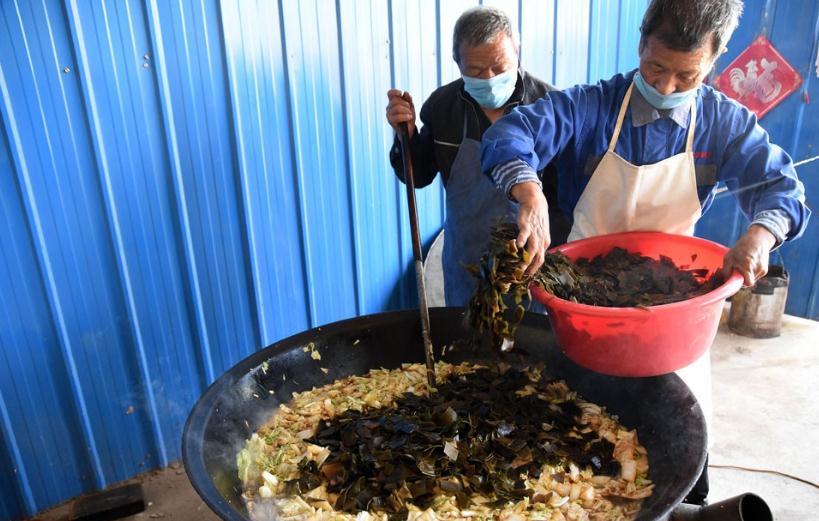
[287,365,619,515]
[546,247,724,308]
[467,223,724,347]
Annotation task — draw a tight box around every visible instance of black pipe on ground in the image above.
[670,493,772,521]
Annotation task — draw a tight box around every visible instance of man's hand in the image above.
[510,182,551,276]
[723,224,777,287]
[386,89,416,137]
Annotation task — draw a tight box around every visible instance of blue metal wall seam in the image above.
[143,0,214,395]
[587,0,616,84]
[787,8,819,155]
[194,0,262,355]
[0,387,34,517]
[801,11,819,318]
[241,0,279,335]
[253,0,312,341]
[0,35,105,491]
[516,0,523,61]
[435,0,442,89]
[218,0,270,345]
[616,0,637,73]
[279,0,319,328]
[280,0,361,327]
[271,0,318,330]
[386,0,407,307]
[551,1,558,84]
[62,0,169,469]
[772,1,819,318]
[520,0,556,91]
[613,0,625,73]
[759,0,777,38]
[172,0,260,361]
[554,0,591,87]
[436,0,446,258]
[334,0,364,315]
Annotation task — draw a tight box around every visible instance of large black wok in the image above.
[182,308,766,521]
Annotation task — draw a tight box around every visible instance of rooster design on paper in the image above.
[729,58,782,103]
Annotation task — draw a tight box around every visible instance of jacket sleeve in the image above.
[389,98,440,188]
[480,88,589,196]
[719,105,811,242]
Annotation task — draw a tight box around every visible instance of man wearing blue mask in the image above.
[385,6,570,307]
[482,0,808,285]
[481,0,810,504]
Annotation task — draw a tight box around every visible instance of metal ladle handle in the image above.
[397,122,437,388]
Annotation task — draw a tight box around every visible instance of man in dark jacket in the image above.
[386,6,568,306]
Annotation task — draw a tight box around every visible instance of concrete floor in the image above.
[32,307,819,521]
[708,308,819,518]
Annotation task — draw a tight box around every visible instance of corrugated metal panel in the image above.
[555,1,590,87]
[147,0,258,376]
[695,0,819,318]
[279,0,359,326]
[0,0,816,518]
[1,0,158,512]
[520,0,556,84]
[587,0,649,81]
[219,0,310,346]
[339,0,401,314]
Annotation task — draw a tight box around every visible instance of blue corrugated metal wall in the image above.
[696,0,819,318]
[0,0,815,518]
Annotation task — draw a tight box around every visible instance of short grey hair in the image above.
[640,0,744,56]
[452,6,515,63]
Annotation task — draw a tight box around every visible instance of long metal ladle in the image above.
[397,122,437,387]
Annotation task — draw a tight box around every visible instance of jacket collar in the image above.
[629,79,694,129]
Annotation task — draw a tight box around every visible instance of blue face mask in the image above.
[462,69,517,109]
[633,70,698,110]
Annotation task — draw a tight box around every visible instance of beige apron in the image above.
[567,83,713,444]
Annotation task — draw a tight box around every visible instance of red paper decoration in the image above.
[712,36,803,119]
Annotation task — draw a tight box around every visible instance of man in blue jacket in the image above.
[481,0,809,504]
[482,0,809,286]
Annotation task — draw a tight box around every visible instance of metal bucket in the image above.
[728,265,789,338]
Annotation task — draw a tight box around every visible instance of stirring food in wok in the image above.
[238,362,652,520]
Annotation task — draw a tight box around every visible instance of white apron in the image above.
[567,83,713,444]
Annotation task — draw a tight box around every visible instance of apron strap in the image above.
[685,97,697,153]
[462,111,469,142]
[607,83,634,153]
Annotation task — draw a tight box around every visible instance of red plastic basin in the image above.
[531,231,743,377]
